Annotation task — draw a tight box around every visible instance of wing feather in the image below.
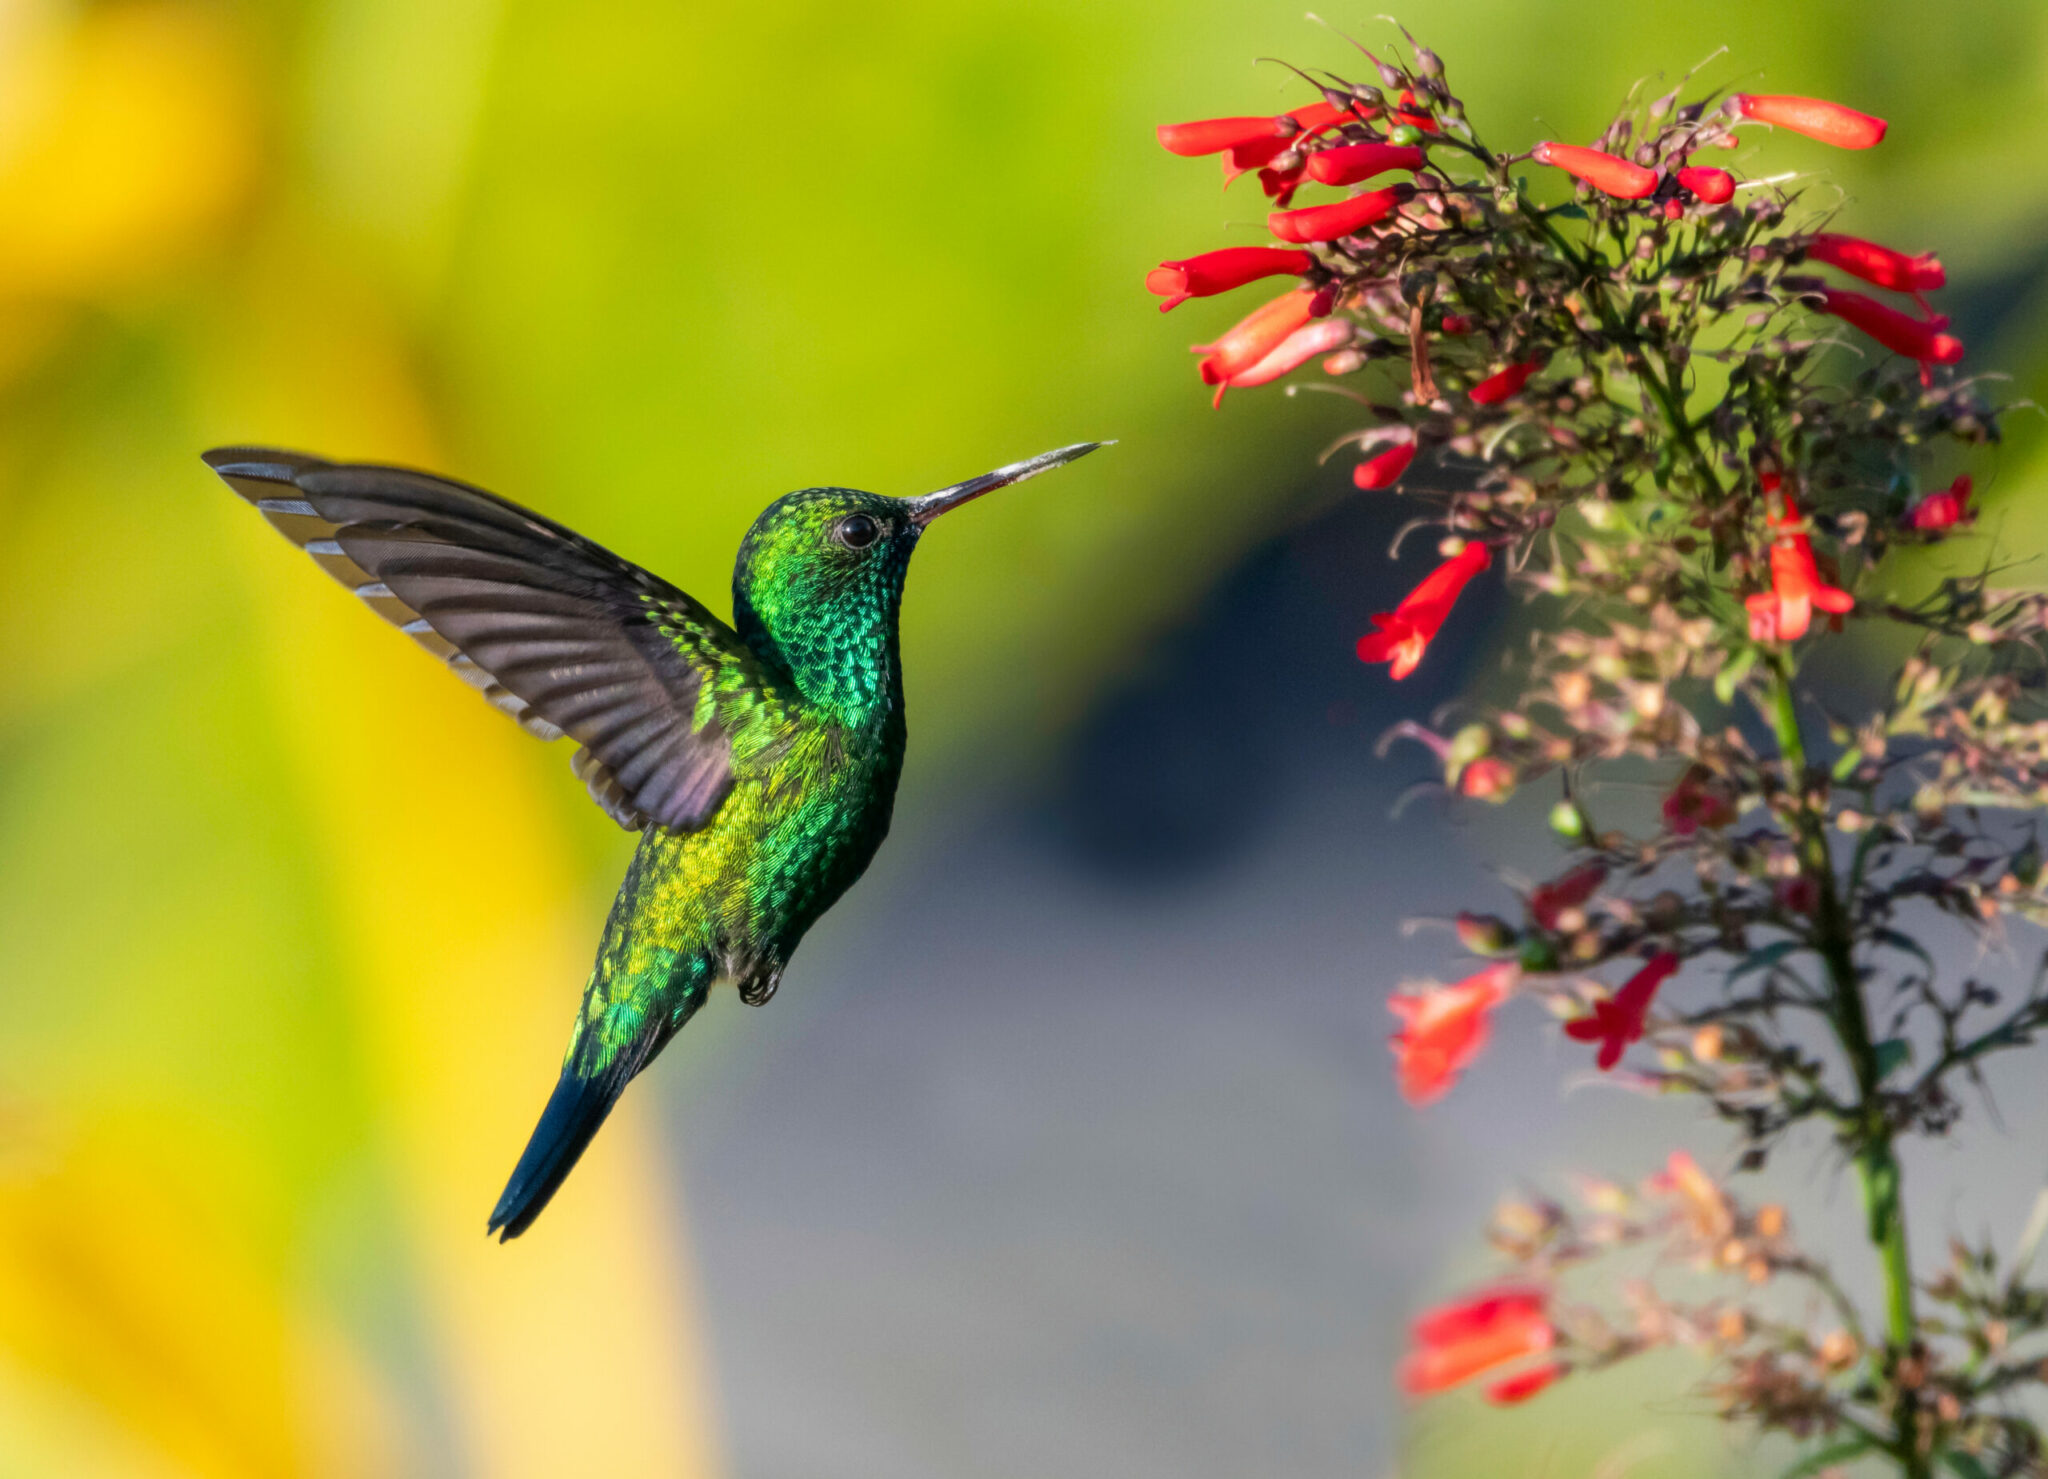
[206,445,777,833]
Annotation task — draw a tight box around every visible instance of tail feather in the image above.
[488,965,714,1241]
[488,1053,640,1241]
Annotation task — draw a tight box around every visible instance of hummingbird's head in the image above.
[729,442,1107,720]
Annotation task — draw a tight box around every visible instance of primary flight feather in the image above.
[205,441,1106,1239]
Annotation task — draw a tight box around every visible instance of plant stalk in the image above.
[1766,659,1926,1478]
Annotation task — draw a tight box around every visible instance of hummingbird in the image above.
[204,440,1107,1239]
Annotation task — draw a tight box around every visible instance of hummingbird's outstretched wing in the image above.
[205,446,777,833]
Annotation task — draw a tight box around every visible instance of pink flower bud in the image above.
[1734,93,1887,150]
[1676,166,1736,204]
[1305,141,1426,186]
[1804,233,1945,294]
[1469,359,1543,405]
[1268,184,1415,244]
[1211,318,1353,404]
[1145,247,1315,312]
[1818,288,1963,365]
[1531,141,1658,199]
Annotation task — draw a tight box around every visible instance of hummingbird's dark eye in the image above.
[833,513,881,550]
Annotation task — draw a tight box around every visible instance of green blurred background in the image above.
[4,1,2048,1474]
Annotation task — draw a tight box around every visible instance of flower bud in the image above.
[1531,141,1658,199]
[1457,913,1517,956]
[1268,183,1414,243]
[1470,359,1544,405]
[1145,246,1315,312]
[1305,141,1426,186]
[1354,437,1418,489]
[1676,166,1735,204]
[1733,93,1887,150]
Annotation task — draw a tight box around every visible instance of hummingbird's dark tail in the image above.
[488,975,711,1241]
[487,1055,637,1241]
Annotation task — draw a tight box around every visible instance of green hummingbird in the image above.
[204,440,1107,1239]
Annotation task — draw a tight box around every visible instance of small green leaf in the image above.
[1715,648,1756,705]
[1943,1452,1995,1479]
[1874,1037,1913,1080]
[1778,1438,1873,1479]
[1728,940,1801,983]
[1873,928,1936,974]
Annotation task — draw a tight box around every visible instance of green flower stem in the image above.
[1767,657,1927,1478]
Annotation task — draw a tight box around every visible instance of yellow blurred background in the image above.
[4,1,2048,1474]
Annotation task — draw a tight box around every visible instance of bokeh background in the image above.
[6,1,2048,1474]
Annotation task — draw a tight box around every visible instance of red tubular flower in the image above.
[1804,232,1945,294]
[1486,1362,1567,1406]
[1145,247,1314,312]
[1193,286,1320,387]
[1676,165,1736,204]
[1305,140,1426,186]
[1819,288,1963,366]
[1211,318,1353,405]
[1222,101,1355,183]
[1734,93,1887,150]
[1354,435,1417,490]
[1904,474,1974,532]
[1744,502,1854,642]
[1388,961,1517,1105]
[1531,141,1658,199]
[1392,90,1440,134]
[1356,541,1491,679]
[1528,862,1604,932]
[1161,100,1353,172]
[1158,115,1292,158]
[1440,313,1473,335]
[1469,359,1543,405]
[1400,1287,1555,1396]
[1564,951,1679,1071]
[1257,164,1305,207]
[1268,183,1414,243]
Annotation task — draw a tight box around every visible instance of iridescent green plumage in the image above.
[204,442,1105,1239]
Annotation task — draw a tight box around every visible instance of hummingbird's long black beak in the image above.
[906,441,1111,527]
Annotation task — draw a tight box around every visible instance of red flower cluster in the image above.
[1400,1287,1560,1401]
